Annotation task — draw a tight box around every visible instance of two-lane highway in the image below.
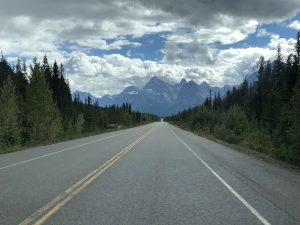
[0,123,299,225]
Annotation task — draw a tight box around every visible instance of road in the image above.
[0,122,299,225]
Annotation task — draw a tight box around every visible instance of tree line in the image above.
[168,31,300,166]
[0,55,157,153]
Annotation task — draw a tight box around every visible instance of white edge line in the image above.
[0,129,135,171]
[171,129,271,225]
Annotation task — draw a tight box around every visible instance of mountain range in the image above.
[72,76,241,116]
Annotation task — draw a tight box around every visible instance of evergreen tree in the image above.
[0,78,21,150]
[57,64,73,130]
[42,55,52,85]
[51,61,60,102]
[0,56,14,88]
[14,57,28,99]
[273,44,284,83]
[255,56,265,121]
[239,79,249,113]
[14,58,29,144]
[295,31,300,65]
[25,58,62,144]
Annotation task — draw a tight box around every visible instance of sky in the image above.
[1,0,300,97]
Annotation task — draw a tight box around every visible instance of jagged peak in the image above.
[149,76,164,83]
[199,81,210,88]
[187,80,197,86]
[179,78,187,85]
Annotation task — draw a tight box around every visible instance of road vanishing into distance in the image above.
[0,122,299,225]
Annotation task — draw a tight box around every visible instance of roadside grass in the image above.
[170,122,300,171]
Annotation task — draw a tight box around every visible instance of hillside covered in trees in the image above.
[169,32,300,166]
[0,56,157,153]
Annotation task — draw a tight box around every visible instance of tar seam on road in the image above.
[170,129,272,225]
[18,126,157,225]
[0,127,143,171]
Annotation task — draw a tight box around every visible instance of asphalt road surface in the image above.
[0,122,299,225]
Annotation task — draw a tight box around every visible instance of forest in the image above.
[169,32,300,166]
[0,55,157,153]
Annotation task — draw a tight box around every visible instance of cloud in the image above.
[1,0,299,57]
[289,20,300,30]
[167,19,259,45]
[1,0,300,97]
[256,28,274,37]
[139,0,300,25]
[162,40,218,65]
[268,35,296,53]
[0,2,180,59]
[70,38,141,51]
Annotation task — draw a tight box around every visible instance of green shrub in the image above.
[241,128,274,154]
[225,132,241,144]
[214,124,227,140]
[224,106,250,143]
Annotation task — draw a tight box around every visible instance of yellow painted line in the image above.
[19,127,156,225]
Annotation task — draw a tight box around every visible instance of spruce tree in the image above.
[295,31,300,65]
[42,55,52,86]
[0,78,21,150]
[0,56,14,88]
[255,56,265,121]
[14,57,28,99]
[25,58,62,144]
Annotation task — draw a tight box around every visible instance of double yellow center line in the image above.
[20,127,156,225]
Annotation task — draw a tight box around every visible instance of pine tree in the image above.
[51,61,60,103]
[273,44,284,83]
[255,57,267,122]
[25,58,62,144]
[0,78,21,150]
[266,45,284,130]
[57,64,73,130]
[42,55,52,86]
[240,79,249,113]
[295,31,300,65]
[14,58,29,144]
[0,56,14,88]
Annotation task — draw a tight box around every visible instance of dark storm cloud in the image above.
[1,0,299,45]
[138,0,300,26]
[2,0,299,26]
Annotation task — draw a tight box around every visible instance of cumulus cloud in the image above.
[268,35,297,53]
[167,19,259,45]
[289,20,300,30]
[162,40,218,65]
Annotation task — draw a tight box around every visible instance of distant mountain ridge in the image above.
[72,75,256,116]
